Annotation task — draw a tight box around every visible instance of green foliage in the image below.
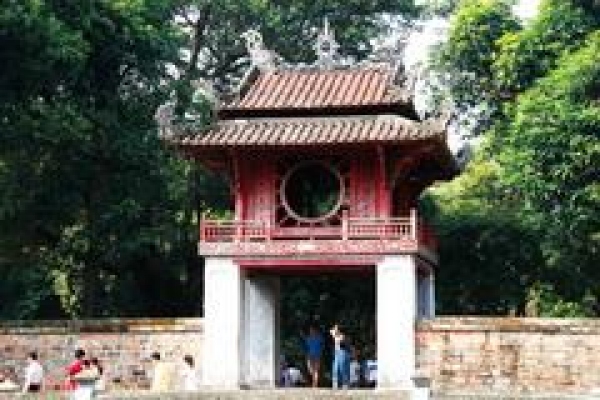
[438,0,518,104]
[432,0,600,315]
[0,0,416,319]
[525,283,593,318]
[425,150,544,315]
[0,0,196,318]
[495,31,600,300]
[493,0,596,98]
[172,0,415,90]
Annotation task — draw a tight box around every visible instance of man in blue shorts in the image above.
[303,326,324,387]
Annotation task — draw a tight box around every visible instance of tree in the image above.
[432,0,600,315]
[1,0,418,319]
[0,0,195,318]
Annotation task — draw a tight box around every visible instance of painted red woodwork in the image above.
[165,59,461,274]
[196,145,442,266]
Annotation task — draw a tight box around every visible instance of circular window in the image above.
[281,161,343,222]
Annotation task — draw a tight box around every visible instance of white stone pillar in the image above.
[202,258,243,388]
[242,276,280,388]
[377,255,417,389]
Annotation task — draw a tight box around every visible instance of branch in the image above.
[185,5,212,79]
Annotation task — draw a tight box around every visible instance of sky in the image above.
[512,0,543,21]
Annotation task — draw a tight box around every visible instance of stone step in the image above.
[2,391,596,400]
[97,389,412,400]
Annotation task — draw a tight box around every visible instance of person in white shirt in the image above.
[90,357,105,393]
[181,355,199,391]
[22,351,44,393]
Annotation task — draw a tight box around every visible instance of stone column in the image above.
[242,276,280,388]
[417,272,435,319]
[202,258,243,388]
[424,272,435,319]
[377,255,416,389]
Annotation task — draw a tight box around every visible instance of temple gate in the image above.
[161,25,459,390]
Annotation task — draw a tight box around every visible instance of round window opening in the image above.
[282,161,343,222]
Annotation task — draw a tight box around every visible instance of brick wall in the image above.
[417,317,600,393]
[1,317,600,393]
[0,318,202,391]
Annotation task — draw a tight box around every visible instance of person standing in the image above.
[329,324,350,389]
[90,358,105,393]
[181,355,199,391]
[303,326,324,388]
[150,352,172,392]
[71,359,99,400]
[21,351,44,393]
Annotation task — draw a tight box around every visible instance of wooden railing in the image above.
[200,209,437,253]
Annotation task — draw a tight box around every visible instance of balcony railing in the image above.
[199,209,438,258]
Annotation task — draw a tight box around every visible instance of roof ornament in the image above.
[154,98,176,139]
[314,18,340,68]
[242,29,280,71]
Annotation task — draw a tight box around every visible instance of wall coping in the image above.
[0,318,203,335]
[2,316,600,335]
[417,316,600,334]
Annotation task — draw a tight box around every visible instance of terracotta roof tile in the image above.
[223,67,409,111]
[173,116,443,148]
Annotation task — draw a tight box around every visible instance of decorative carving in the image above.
[191,78,219,109]
[200,238,420,257]
[314,18,340,68]
[154,100,176,139]
[241,29,282,71]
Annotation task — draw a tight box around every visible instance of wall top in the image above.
[0,318,203,335]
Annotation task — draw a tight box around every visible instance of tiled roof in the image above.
[222,67,409,111]
[172,115,443,148]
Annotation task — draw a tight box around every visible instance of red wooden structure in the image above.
[168,48,458,272]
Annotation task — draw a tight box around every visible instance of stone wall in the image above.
[417,317,600,393]
[0,318,202,391]
[1,317,600,393]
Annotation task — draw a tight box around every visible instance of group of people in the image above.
[282,323,377,389]
[2,348,105,398]
[3,348,200,397]
[64,349,105,399]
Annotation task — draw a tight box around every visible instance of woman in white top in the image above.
[181,355,199,391]
[90,357,105,393]
[22,351,44,393]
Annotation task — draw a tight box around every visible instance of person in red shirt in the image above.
[64,348,86,391]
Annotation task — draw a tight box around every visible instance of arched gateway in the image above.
[161,27,459,390]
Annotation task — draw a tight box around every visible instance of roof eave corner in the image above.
[221,65,261,108]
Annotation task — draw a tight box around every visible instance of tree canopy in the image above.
[430,0,600,316]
